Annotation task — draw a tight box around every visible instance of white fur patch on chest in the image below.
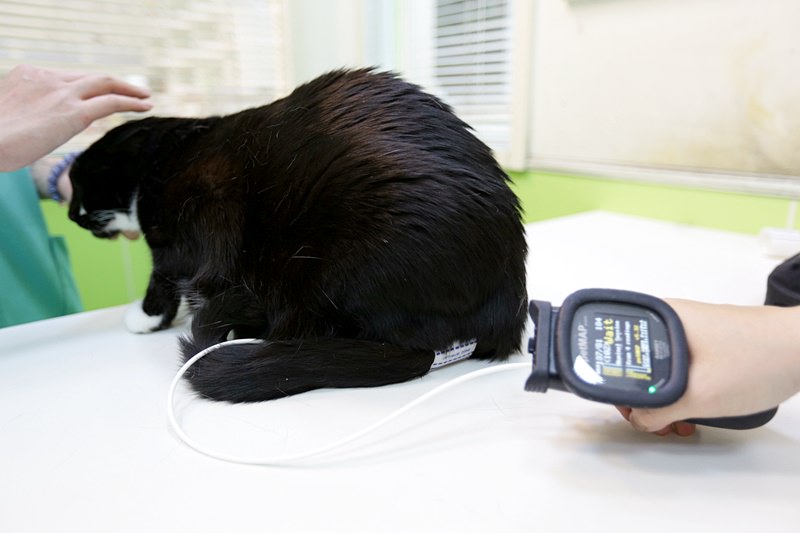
[104,212,140,233]
[105,194,140,233]
[87,193,141,239]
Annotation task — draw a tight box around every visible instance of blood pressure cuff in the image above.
[765,252,800,307]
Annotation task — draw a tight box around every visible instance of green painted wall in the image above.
[40,201,151,312]
[509,171,793,233]
[41,170,794,311]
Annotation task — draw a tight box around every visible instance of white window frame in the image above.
[361,0,534,169]
[0,0,290,154]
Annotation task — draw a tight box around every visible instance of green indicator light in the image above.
[648,385,657,394]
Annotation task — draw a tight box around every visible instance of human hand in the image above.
[615,406,697,436]
[618,299,800,435]
[0,64,152,172]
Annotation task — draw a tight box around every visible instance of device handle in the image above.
[524,300,554,393]
[687,407,778,430]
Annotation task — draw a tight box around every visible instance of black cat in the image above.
[68,69,528,402]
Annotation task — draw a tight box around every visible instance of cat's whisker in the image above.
[320,289,339,311]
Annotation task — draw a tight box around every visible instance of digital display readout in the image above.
[570,303,671,393]
[593,311,652,380]
[530,289,770,423]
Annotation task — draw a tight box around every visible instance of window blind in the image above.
[0,0,288,155]
[433,0,513,158]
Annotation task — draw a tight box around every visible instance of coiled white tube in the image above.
[167,338,530,466]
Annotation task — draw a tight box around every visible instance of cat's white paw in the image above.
[124,300,164,334]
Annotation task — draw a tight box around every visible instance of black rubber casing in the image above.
[526,288,778,430]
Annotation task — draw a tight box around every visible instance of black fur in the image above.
[68,69,528,402]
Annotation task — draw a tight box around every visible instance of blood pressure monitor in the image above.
[526,289,778,430]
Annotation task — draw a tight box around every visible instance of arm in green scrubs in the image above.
[0,168,82,327]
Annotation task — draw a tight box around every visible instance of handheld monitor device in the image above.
[525,288,778,430]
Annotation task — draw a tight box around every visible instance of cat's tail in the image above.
[179,333,436,403]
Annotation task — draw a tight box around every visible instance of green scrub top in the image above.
[0,168,82,328]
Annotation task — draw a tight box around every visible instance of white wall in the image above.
[286,0,366,85]
[286,0,436,91]
[529,0,800,176]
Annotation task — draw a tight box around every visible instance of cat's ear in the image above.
[104,117,209,159]
[102,117,167,158]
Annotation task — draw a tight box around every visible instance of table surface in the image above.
[1,211,798,533]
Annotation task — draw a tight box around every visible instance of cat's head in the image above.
[68,117,205,240]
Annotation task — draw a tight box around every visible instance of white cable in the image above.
[167,338,530,466]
